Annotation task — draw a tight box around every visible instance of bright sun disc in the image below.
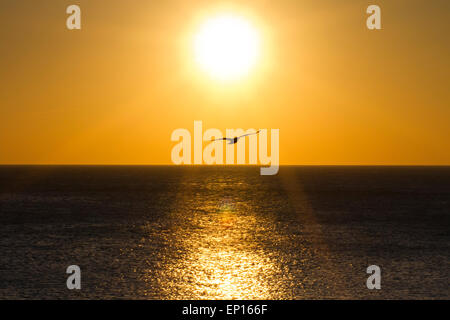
[194,15,261,80]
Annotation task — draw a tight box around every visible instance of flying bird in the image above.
[211,130,260,144]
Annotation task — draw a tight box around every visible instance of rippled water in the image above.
[0,166,449,299]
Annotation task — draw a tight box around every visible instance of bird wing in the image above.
[238,130,260,139]
[211,137,234,142]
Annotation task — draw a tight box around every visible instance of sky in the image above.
[1,0,449,165]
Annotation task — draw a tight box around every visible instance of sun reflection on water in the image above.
[187,245,275,299]
[147,195,282,299]
[181,200,277,299]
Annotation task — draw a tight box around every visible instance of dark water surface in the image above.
[0,166,449,299]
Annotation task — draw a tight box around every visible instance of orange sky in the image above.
[1,0,449,165]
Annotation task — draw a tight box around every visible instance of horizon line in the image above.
[0,164,449,167]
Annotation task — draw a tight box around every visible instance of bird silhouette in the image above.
[211,130,260,144]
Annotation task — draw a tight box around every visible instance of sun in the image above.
[194,14,261,81]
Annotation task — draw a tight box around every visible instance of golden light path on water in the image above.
[138,167,348,299]
[177,203,276,299]
[156,200,280,299]
[141,170,291,299]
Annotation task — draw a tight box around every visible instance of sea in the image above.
[0,166,448,299]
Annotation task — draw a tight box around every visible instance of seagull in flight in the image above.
[211,130,260,144]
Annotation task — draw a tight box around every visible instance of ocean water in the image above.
[0,166,448,299]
